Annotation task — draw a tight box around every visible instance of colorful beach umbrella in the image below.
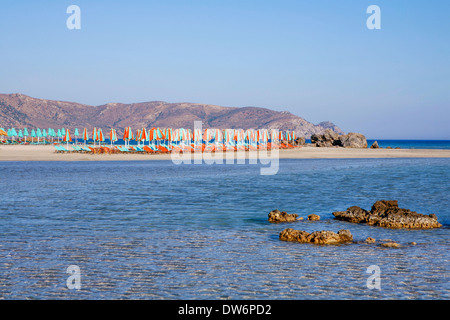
[63,128,72,149]
[31,129,36,143]
[23,128,29,142]
[83,128,89,146]
[74,128,79,144]
[96,128,104,146]
[92,127,97,147]
[36,128,42,144]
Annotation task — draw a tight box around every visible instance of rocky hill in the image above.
[0,93,344,138]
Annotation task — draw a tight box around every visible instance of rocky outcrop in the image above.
[307,214,320,221]
[370,141,380,148]
[310,129,367,148]
[380,242,400,248]
[310,129,340,147]
[293,137,306,146]
[333,200,442,229]
[279,228,353,244]
[268,210,298,223]
[337,132,368,148]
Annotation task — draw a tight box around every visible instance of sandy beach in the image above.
[1,144,450,161]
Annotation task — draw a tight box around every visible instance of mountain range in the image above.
[0,93,344,138]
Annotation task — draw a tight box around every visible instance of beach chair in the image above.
[143,145,155,153]
[54,145,69,153]
[71,145,82,152]
[118,146,130,152]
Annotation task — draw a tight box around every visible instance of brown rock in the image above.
[279,228,353,245]
[268,209,298,223]
[333,200,442,229]
[307,214,320,221]
[337,132,368,148]
[370,141,380,149]
[279,228,310,242]
[293,137,306,146]
[380,242,400,248]
[365,237,376,243]
[310,129,340,147]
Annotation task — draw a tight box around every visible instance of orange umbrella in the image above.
[63,128,72,149]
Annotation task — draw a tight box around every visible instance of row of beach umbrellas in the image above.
[0,127,80,143]
[1,126,297,150]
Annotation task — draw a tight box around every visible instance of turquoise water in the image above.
[366,140,450,149]
[0,158,449,299]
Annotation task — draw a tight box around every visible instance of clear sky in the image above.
[0,0,449,139]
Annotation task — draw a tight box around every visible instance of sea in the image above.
[0,141,449,300]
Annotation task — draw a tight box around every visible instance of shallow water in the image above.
[0,158,448,299]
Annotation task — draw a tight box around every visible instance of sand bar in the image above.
[1,145,450,161]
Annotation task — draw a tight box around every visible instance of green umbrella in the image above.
[48,128,55,142]
[74,128,79,144]
[18,130,23,141]
[23,128,29,143]
[31,129,36,143]
[37,128,42,144]
[57,129,62,143]
[10,128,17,142]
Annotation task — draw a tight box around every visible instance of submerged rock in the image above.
[279,228,353,244]
[307,214,320,221]
[268,210,298,223]
[380,242,400,248]
[365,237,376,243]
[332,200,442,229]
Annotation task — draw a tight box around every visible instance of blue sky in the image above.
[0,0,449,139]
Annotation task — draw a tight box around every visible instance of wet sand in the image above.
[1,144,450,161]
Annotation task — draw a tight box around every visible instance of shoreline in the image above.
[1,144,450,161]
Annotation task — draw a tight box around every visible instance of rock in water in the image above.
[332,200,442,229]
[279,228,311,242]
[365,237,376,243]
[307,214,320,221]
[279,228,353,244]
[268,210,299,223]
[380,242,400,248]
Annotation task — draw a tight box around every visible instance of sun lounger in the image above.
[54,145,70,153]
